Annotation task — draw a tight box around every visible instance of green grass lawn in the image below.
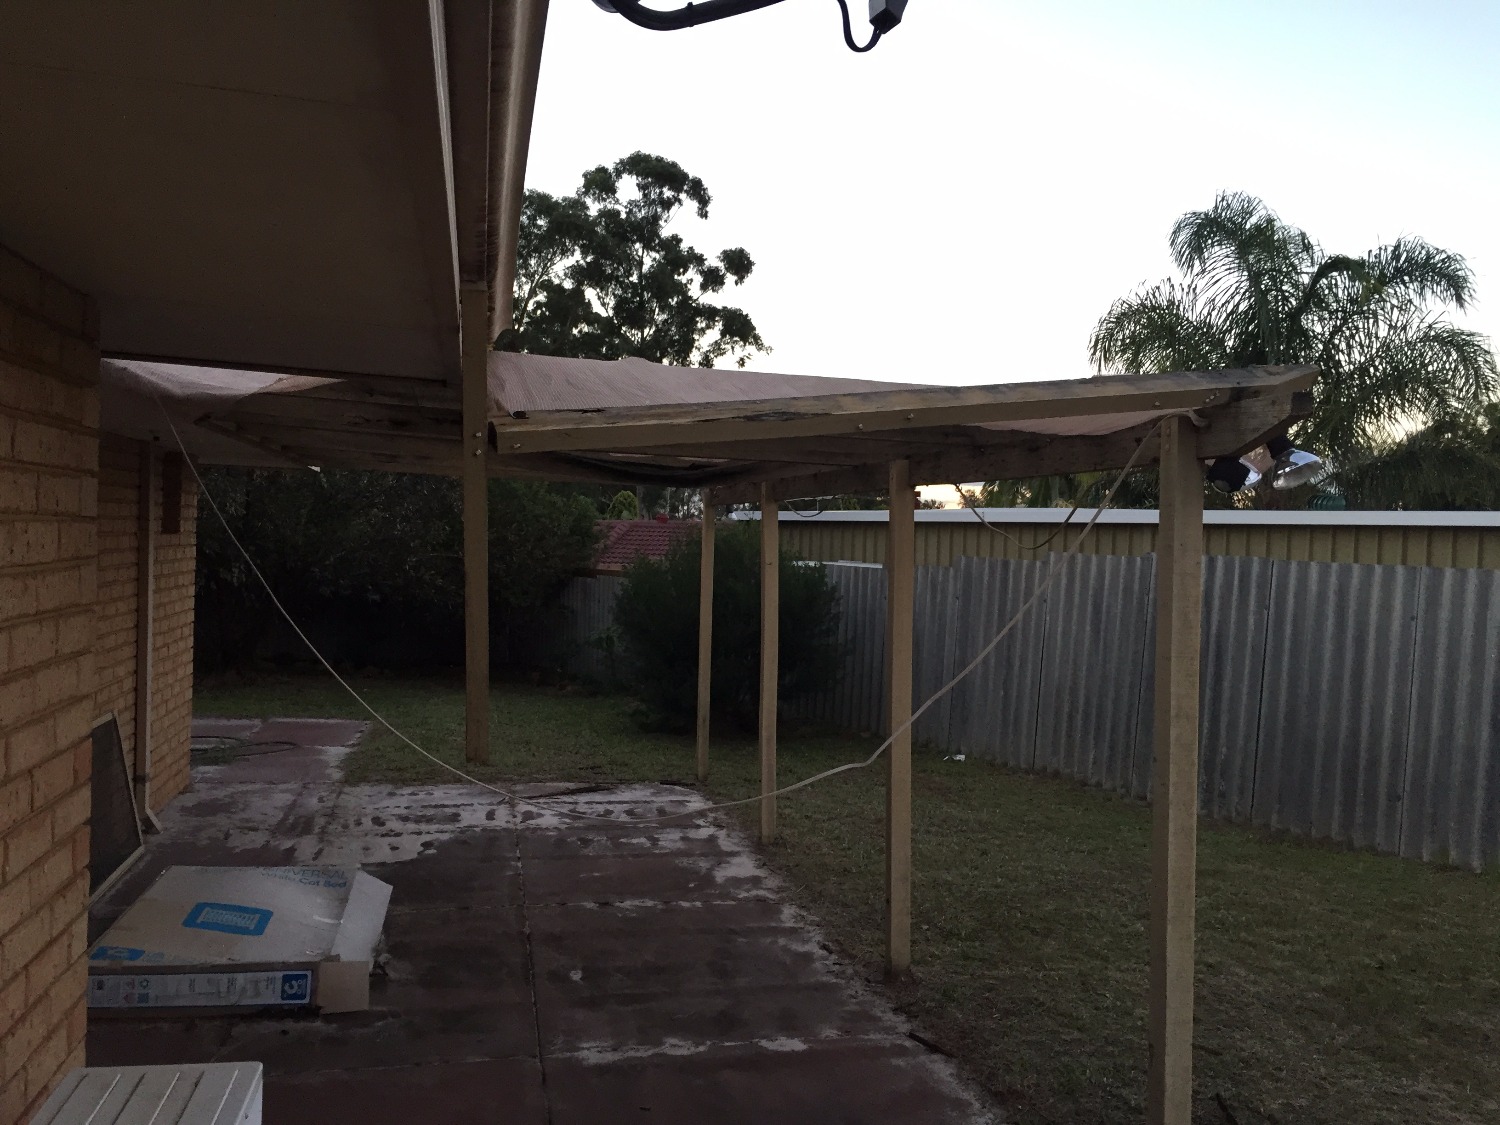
[197,673,1500,1125]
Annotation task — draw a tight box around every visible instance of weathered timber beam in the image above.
[491,365,1318,455]
[220,399,462,436]
[221,421,461,465]
[713,390,1312,504]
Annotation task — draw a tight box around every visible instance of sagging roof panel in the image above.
[100,354,1318,498]
[490,352,918,414]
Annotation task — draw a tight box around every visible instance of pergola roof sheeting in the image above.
[100,353,1317,496]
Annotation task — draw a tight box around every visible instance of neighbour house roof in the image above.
[99,353,1319,497]
[593,519,698,574]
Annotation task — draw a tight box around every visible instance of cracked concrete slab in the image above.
[87,715,999,1124]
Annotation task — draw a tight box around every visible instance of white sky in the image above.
[529,1,1500,386]
[527,1,1500,500]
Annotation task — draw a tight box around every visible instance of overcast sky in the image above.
[526,0,1500,394]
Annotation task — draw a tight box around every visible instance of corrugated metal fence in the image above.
[777,511,1500,571]
[804,556,1500,869]
[542,575,625,684]
[545,555,1500,869]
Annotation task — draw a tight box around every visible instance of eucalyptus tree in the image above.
[508,151,766,368]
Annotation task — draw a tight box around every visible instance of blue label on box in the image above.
[280,972,311,1002]
[90,946,145,961]
[182,901,273,936]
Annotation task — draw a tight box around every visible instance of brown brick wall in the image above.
[94,437,140,783]
[0,246,99,1124]
[149,463,197,808]
[93,438,199,814]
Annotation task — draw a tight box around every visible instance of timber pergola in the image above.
[103,352,1316,1125]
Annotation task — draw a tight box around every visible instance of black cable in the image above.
[599,0,889,53]
[598,0,789,32]
[836,0,883,51]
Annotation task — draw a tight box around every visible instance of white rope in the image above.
[159,394,1172,826]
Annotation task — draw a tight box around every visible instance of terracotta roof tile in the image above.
[594,518,697,572]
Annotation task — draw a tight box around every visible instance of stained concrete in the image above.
[88,717,999,1124]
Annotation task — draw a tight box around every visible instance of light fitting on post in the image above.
[1266,435,1332,491]
[1206,456,1262,495]
[1209,436,1330,495]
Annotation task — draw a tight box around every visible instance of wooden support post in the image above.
[758,483,778,844]
[696,489,715,783]
[885,460,915,976]
[461,285,490,765]
[133,442,157,823]
[1147,415,1204,1125]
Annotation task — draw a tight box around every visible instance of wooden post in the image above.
[886,461,915,976]
[133,442,157,820]
[461,285,490,764]
[696,489,715,783]
[758,483,778,844]
[1147,415,1204,1125]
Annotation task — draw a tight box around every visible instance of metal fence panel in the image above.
[1400,567,1500,869]
[1133,555,1275,815]
[1253,560,1420,851]
[912,565,960,745]
[946,556,1049,769]
[1033,553,1154,789]
[1197,555,1274,820]
[549,576,626,681]
[807,563,887,735]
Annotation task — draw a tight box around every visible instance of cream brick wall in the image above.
[147,457,197,809]
[94,438,140,778]
[0,245,99,1124]
[93,437,199,814]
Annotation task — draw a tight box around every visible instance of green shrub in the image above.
[195,469,598,672]
[612,522,843,731]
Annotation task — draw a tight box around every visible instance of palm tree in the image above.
[1088,192,1499,506]
[1337,403,1500,509]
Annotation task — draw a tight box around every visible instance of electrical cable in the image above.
[784,497,828,518]
[157,393,1176,827]
[835,0,882,51]
[951,481,1097,551]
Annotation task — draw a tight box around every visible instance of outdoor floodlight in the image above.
[1207,434,1329,495]
[1266,434,1331,491]
[1206,456,1262,495]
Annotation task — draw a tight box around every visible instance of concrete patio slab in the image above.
[86,716,999,1124]
[267,1058,549,1125]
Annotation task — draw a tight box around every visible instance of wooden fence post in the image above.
[696,489,715,783]
[759,484,779,843]
[886,460,915,975]
[461,284,490,764]
[1147,415,1204,1125]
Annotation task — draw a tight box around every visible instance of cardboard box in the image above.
[88,866,391,1016]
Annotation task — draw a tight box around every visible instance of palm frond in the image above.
[1088,281,1232,373]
